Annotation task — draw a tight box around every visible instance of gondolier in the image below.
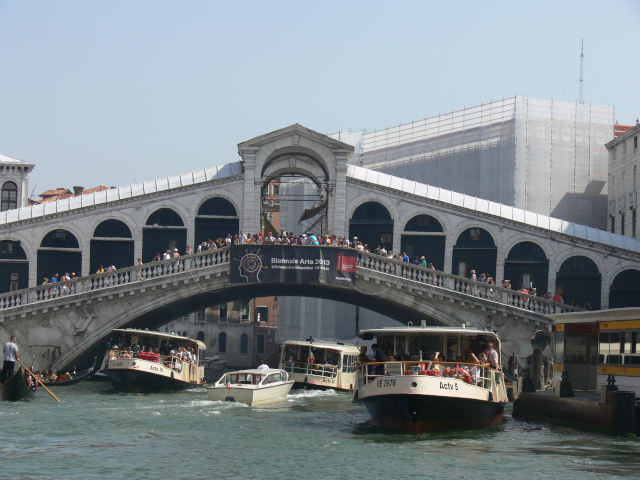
[1,335,19,384]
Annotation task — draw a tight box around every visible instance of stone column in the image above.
[443,235,455,274]
[547,258,558,297]
[330,149,350,237]
[495,250,506,285]
[239,148,260,234]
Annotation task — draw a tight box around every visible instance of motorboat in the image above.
[353,326,508,433]
[278,338,360,391]
[100,329,206,392]
[204,357,229,383]
[0,367,37,401]
[207,369,293,406]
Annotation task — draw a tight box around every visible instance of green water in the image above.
[1,382,638,480]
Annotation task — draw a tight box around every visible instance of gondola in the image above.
[0,367,37,401]
[41,357,97,387]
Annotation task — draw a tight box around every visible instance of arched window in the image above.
[218,332,227,353]
[94,219,132,238]
[196,331,205,342]
[240,333,248,354]
[198,197,237,217]
[146,208,184,227]
[1,181,18,211]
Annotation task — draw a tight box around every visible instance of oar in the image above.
[16,359,61,402]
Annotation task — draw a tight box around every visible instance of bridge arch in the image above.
[451,226,498,279]
[556,255,602,309]
[349,200,395,252]
[0,239,28,292]
[400,213,446,270]
[195,196,240,246]
[504,241,549,294]
[142,207,187,262]
[37,228,82,282]
[609,269,640,309]
[90,219,135,273]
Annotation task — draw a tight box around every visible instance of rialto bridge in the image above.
[0,124,639,370]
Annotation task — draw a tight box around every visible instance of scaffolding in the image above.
[356,96,614,229]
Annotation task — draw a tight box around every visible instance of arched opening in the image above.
[240,333,248,354]
[0,240,28,293]
[452,228,497,278]
[37,229,82,283]
[1,181,18,211]
[195,197,239,247]
[609,269,640,309]
[142,208,186,262]
[556,256,601,309]
[401,214,445,269]
[218,332,227,353]
[349,202,394,252]
[90,219,134,274]
[504,241,549,293]
[196,331,205,342]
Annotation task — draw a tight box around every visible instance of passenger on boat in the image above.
[45,368,58,382]
[369,344,384,375]
[257,359,270,371]
[483,342,500,370]
[357,346,368,365]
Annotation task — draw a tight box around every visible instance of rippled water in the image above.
[1,382,639,480]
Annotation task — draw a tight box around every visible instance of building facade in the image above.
[607,122,640,239]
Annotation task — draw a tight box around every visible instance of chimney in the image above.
[73,186,84,196]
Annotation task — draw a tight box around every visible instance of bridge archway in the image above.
[609,269,640,309]
[452,227,497,279]
[504,241,549,293]
[38,229,82,282]
[401,214,445,269]
[195,197,239,246]
[349,201,394,252]
[142,208,187,262]
[556,256,602,309]
[90,219,135,273]
[0,240,28,293]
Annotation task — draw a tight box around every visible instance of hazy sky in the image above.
[1,1,639,195]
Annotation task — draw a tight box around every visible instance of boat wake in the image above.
[286,389,340,402]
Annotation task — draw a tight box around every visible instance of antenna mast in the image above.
[579,39,584,104]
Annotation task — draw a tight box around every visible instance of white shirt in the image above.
[4,341,18,362]
[257,364,269,371]
[239,233,247,244]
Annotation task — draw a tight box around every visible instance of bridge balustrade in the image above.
[0,247,231,309]
[0,245,580,316]
[355,251,581,314]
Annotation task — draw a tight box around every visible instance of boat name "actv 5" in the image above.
[439,382,458,391]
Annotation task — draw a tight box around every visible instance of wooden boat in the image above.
[353,326,509,433]
[41,357,97,387]
[278,338,360,391]
[99,329,206,392]
[207,369,294,406]
[0,367,37,401]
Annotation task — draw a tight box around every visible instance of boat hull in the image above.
[0,368,36,401]
[104,369,194,392]
[208,381,294,406]
[356,393,504,433]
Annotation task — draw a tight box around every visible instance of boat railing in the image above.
[355,360,498,390]
[284,361,338,378]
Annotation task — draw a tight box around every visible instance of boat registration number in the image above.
[440,382,458,391]
[376,378,396,387]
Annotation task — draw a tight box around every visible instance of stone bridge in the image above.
[0,248,578,372]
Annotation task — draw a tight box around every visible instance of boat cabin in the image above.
[361,326,501,365]
[108,328,206,365]
[278,339,360,391]
[219,369,288,387]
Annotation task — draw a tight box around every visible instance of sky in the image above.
[1,1,639,195]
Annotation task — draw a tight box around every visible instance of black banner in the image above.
[230,245,356,286]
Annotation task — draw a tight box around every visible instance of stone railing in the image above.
[356,251,582,315]
[0,247,231,310]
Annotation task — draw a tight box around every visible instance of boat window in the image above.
[565,334,589,363]
[342,354,355,372]
[394,336,406,358]
[282,345,300,363]
[408,336,419,355]
[446,337,459,360]
[326,350,340,367]
[418,336,441,357]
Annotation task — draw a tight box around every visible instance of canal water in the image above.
[1,383,639,480]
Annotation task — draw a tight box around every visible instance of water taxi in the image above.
[278,338,360,391]
[100,329,206,392]
[353,325,508,433]
[207,369,294,406]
